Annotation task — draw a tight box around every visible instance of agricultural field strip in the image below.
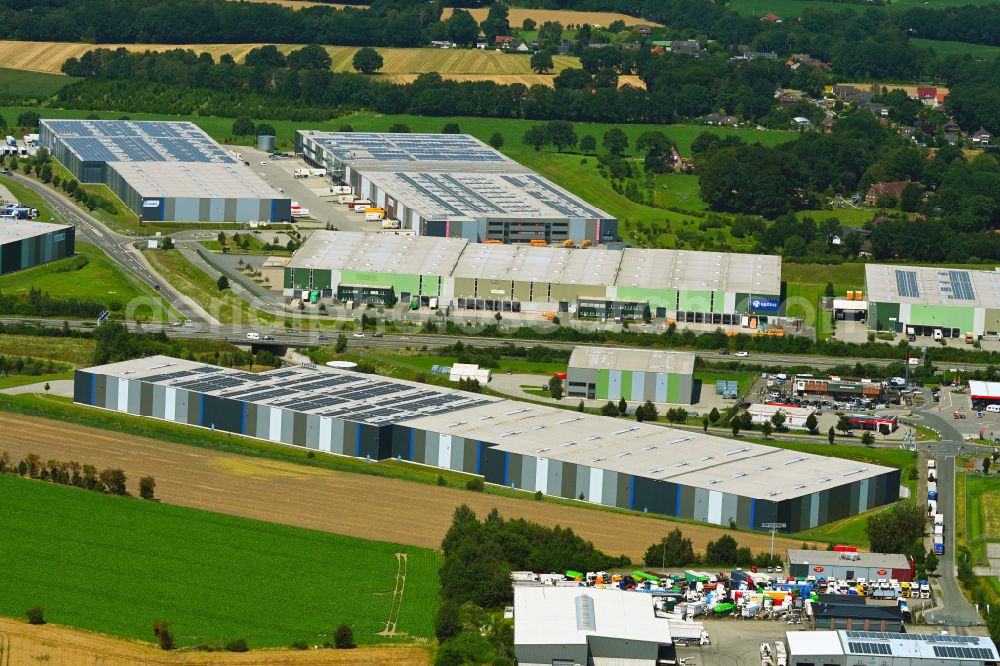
[0,411,809,559]
[0,41,577,75]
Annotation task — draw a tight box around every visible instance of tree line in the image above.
[0,450,155,499]
[0,287,110,318]
[1,0,440,47]
[433,505,629,665]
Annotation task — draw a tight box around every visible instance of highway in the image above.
[8,173,208,325]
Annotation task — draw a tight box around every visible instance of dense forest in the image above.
[57,46,815,124]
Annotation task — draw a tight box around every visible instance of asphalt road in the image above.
[916,396,985,626]
[8,173,207,325]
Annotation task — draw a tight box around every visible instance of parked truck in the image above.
[365,207,386,221]
[330,185,352,194]
[774,641,787,666]
[349,200,371,211]
[933,536,944,556]
[668,621,709,646]
[381,219,401,230]
[928,482,937,500]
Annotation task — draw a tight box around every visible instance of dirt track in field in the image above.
[0,616,428,666]
[0,412,808,559]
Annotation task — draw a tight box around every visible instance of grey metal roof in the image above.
[288,232,781,298]
[786,549,910,569]
[297,131,613,222]
[866,263,1000,309]
[786,630,999,661]
[568,346,696,375]
[0,220,73,244]
[399,400,895,501]
[617,247,781,295]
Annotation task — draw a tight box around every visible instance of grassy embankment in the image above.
[0,474,440,648]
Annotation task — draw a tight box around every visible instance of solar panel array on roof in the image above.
[895,269,920,298]
[943,270,976,301]
[128,361,499,425]
[314,133,505,163]
[932,645,996,659]
[45,120,235,164]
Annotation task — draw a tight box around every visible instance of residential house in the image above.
[633,24,653,35]
[778,91,804,109]
[703,112,739,127]
[943,119,961,134]
[821,116,835,132]
[619,41,642,50]
[495,35,514,49]
[789,53,828,69]
[972,128,992,147]
[863,102,889,118]
[514,41,531,52]
[865,181,910,206]
[476,40,488,49]
[792,116,813,128]
[670,39,705,57]
[832,84,874,105]
[430,40,454,48]
[760,12,782,22]
[917,87,937,104]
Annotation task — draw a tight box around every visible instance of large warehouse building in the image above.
[787,549,914,582]
[74,355,900,532]
[0,221,75,275]
[566,346,696,404]
[866,263,1000,339]
[40,120,290,223]
[295,131,617,245]
[284,231,783,321]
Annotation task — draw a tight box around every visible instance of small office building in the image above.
[748,404,816,429]
[786,630,997,666]
[0,221,75,275]
[787,550,913,582]
[566,346,696,404]
[514,586,676,666]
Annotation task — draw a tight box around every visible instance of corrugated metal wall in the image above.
[74,369,901,532]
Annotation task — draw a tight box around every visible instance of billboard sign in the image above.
[751,296,780,312]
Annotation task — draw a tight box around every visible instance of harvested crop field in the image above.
[0,412,808,560]
[0,40,578,75]
[0,616,428,666]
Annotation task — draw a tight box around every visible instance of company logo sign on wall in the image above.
[813,566,825,572]
[876,569,888,575]
[142,200,161,208]
[751,296,780,312]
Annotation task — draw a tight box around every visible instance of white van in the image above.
[934,329,943,341]
[987,404,1000,413]
[246,332,260,341]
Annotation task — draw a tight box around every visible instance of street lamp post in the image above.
[761,522,788,562]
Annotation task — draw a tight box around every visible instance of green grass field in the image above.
[0,335,96,366]
[655,173,708,211]
[911,38,1000,60]
[0,242,149,307]
[0,475,440,647]
[782,262,865,340]
[730,0,1000,18]
[964,473,1000,561]
[0,67,77,101]
[0,371,73,389]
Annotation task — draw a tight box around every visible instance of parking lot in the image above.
[231,145,387,232]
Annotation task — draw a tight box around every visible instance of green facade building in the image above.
[566,346,696,404]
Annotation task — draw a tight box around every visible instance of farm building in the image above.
[786,631,997,666]
[0,221,75,275]
[74,355,901,532]
[40,120,290,223]
[787,550,913,582]
[866,264,1000,339]
[284,231,783,322]
[565,346,696,404]
[513,586,676,666]
[294,131,617,245]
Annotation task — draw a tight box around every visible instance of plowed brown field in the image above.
[0,412,807,559]
[0,616,428,666]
